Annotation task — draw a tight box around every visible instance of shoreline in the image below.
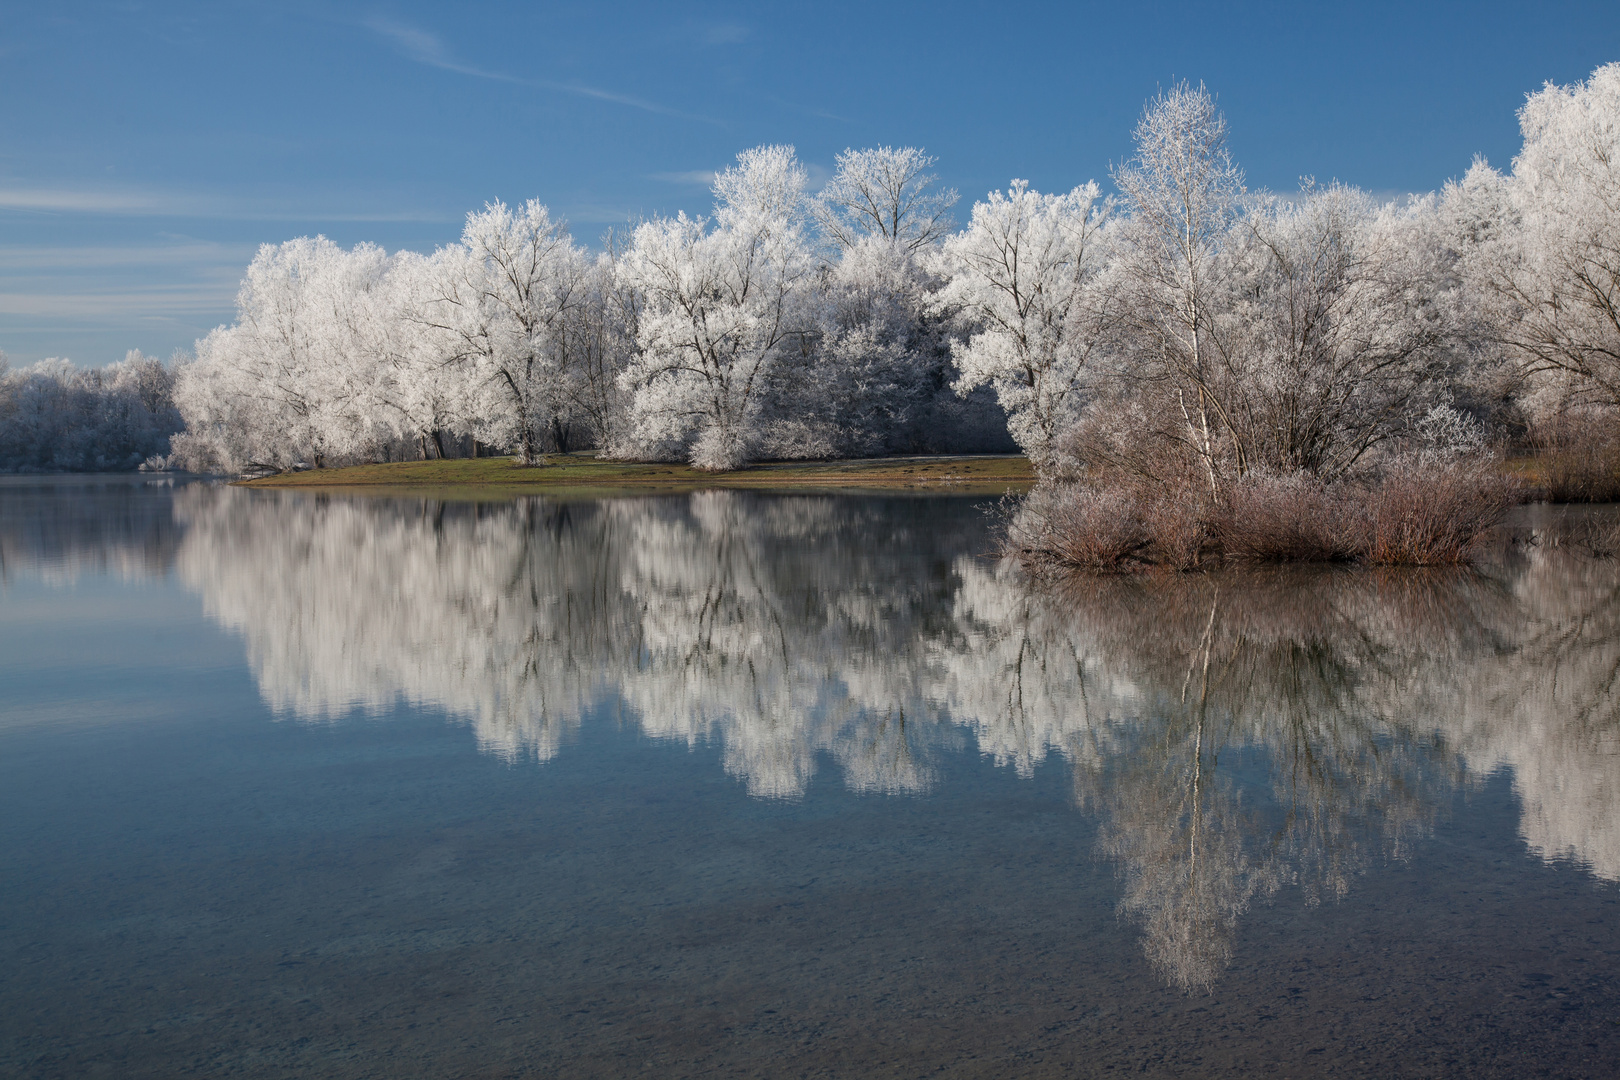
[236,453,1037,495]
[228,452,1594,502]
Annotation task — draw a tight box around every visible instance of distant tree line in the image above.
[6,64,1619,479]
[0,352,181,473]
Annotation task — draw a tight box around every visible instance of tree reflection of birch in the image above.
[1059,574,1471,990]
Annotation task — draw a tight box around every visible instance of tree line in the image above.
[167,143,1013,474]
[5,64,1618,481]
[0,352,181,472]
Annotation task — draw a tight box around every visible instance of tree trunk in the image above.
[519,425,544,466]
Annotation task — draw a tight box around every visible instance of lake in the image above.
[2,477,1617,1078]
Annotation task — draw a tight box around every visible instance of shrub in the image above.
[1004,485,1155,572]
[1530,410,1620,502]
[1217,473,1364,563]
[1011,460,1519,573]
[1363,461,1519,565]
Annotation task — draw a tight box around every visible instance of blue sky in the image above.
[3,0,1618,366]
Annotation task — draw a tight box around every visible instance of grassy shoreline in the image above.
[238,453,1036,495]
[234,452,1597,501]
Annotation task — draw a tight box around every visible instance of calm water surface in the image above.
[2,477,1618,1078]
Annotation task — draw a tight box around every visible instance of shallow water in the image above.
[2,477,1618,1078]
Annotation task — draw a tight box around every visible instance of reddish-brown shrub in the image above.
[1362,462,1519,565]
[1137,477,1211,570]
[1217,473,1364,562]
[1011,460,1519,573]
[1004,485,1154,572]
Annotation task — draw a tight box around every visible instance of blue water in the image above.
[2,478,1617,1078]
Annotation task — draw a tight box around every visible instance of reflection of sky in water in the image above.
[2,481,1618,1075]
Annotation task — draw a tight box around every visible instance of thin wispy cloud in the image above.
[0,286,235,320]
[0,188,168,214]
[766,96,855,124]
[362,15,520,82]
[552,82,722,125]
[0,241,243,359]
[0,237,248,333]
[361,15,725,125]
[650,170,719,186]
[0,241,255,271]
[0,185,455,223]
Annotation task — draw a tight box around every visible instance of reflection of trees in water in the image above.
[966,556,1620,988]
[1015,571,1492,990]
[176,492,648,761]
[0,478,184,585]
[170,489,1620,986]
[1442,540,1620,881]
[611,490,972,796]
[174,488,985,789]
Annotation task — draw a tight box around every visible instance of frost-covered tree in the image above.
[171,214,618,473]
[0,351,183,471]
[172,237,399,472]
[617,145,817,470]
[1214,185,1458,477]
[935,179,1109,468]
[802,237,945,454]
[800,147,1010,456]
[812,145,959,254]
[561,247,638,453]
[123,75,1618,479]
[418,201,590,464]
[385,250,484,459]
[1081,87,1465,490]
[1105,82,1247,492]
[1456,63,1620,415]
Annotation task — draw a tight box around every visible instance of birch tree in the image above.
[1108,82,1247,494]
